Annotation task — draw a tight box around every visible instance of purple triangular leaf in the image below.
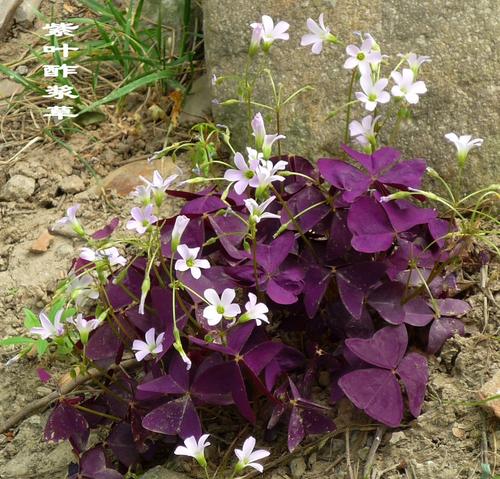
[348,197,395,253]
[288,407,305,452]
[381,198,436,232]
[427,318,465,354]
[44,403,89,453]
[434,299,470,317]
[317,158,370,203]
[303,266,332,318]
[92,217,120,240]
[108,422,140,468]
[142,395,201,439]
[345,325,408,370]
[79,446,123,479]
[338,368,403,427]
[397,353,428,417]
[377,158,426,190]
[243,342,282,376]
[181,195,226,215]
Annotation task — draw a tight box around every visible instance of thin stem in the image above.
[344,69,356,144]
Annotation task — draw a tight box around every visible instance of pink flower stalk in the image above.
[391,68,427,104]
[132,327,164,361]
[355,76,390,111]
[301,14,337,54]
[126,205,158,235]
[171,215,190,252]
[249,22,263,56]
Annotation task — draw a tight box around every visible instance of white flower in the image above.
[30,310,65,339]
[67,313,101,343]
[171,215,190,252]
[140,170,177,193]
[132,327,164,361]
[131,185,151,205]
[349,115,380,147]
[224,150,262,195]
[240,293,269,326]
[234,436,270,474]
[251,15,289,51]
[244,196,281,224]
[174,434,211,468]
[344,36,382,74]
[126,205,158,235]
[444,133,483,164]
[203,288,241,326]
[67,272,100,307]
[175,244,210,279]
[300,14,337,54]
[400,52,431,74]
[355,76,390,111]
[140,171,177,206]
[390,68,427,104]
[80,247,126,267]
[254,159,288,190]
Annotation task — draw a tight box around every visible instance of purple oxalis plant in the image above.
[13,14,480,478]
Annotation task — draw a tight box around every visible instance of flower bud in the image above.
[251,112,266,150]
[249,23,263,57]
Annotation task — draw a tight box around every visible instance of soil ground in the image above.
[0,3,498,479]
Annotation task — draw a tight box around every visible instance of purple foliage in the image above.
[45,146,470,473]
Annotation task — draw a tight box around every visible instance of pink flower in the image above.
[301,14,337,54]
[30,310,65,339]
[126,205,158,235]
[224,150,262,195]
[344,36,382,74]
[175,245,210,279]
[391,68,427,104]
[251,15,289,52]
[234,436,270,474]
[355,76,390,111]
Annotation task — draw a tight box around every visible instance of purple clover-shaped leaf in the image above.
[108,422,140,468]
[86,323,123,368]
[339,325,428,427]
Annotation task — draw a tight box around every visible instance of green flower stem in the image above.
[273,200,328,239]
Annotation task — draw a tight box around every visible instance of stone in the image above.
[0,79,23,100]
[0,174,36,201]
[0,0,22,40]
[388,431,406,444]
[179,74,212,125]
[59,174,85,194]
[30,229,55,253]
[203,0,499,192]
[478,370,500,419]
[290,456,307,478]
[141,465,190,479]
[14,0,42,25]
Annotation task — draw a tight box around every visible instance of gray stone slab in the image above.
[203,0,500,191]
[0,0,22,40]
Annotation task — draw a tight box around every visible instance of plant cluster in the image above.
[2,10,498,479]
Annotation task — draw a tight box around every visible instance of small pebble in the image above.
[290,457,307,479]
